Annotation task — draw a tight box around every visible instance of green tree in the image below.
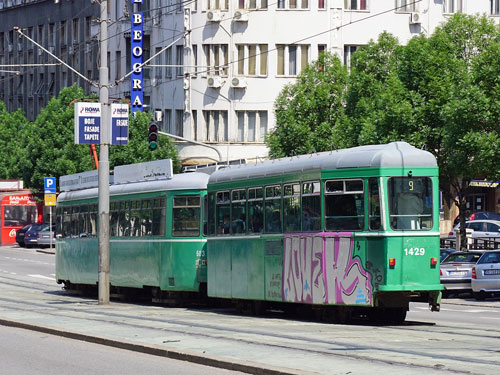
[0,102,28,179]
[266,52,348,158]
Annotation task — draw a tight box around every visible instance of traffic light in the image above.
[148,122,158,151]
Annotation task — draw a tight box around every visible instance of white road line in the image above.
[28,274,55,281]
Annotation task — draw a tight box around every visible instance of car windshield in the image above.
[478,252,500,264]
[29,224,46,231]
[442,253,481,263]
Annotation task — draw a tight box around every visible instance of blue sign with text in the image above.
[111,103,129,145]
[44,177,56,194]
[131,6,144,113]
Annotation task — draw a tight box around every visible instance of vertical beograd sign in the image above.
[131,0,144,113]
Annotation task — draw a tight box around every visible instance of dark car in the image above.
[24,223,49,248]
[16,223,45,247]
[440,248,455,262]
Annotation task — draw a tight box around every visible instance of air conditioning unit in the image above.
[154,109,163,122]
[8,44,13,52]
[151,78,159,87]
[48,46,55,54]
[207,75,222,88]
[206,10,222,22]
[409,12,421,25]
[233,10,248,22]
[183,78,190,90]
[17,43,23,51]
[68,45,75,55]
[231,77,247,88]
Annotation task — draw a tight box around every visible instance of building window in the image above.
[236,44,268,76]
[154,47,162,79]
[165,46,172,78]
[176,45,184,77]
[277,0,308,9]
[318,0,326,9]
[344,45,359,67]
[116,51,122,80]
[236,111,268,142]
[192,110,198,140]
[276,44,309,76]
[72,18,79,42]
[238,0,268,8]
[175,109,184,137]
[395,0,417,12]
[203,44,228,76]
[192,44,198,75]
[492,0,500,15]
[164,109,172,132]
[203,110,228,142]
[207,0,229,10]
[443,0,462,13]
[344,0,367,10]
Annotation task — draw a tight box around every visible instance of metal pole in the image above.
[49,206,52,249]
[98,0,110,304]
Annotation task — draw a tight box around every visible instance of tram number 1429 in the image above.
[404,248,426,256]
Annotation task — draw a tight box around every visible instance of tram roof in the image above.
[209,142,437,184]
[57,172,209,203]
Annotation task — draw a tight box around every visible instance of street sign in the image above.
[44,193,56,206]
[74,102,101,144]
[44,177,56,194]
[111,103,129,145]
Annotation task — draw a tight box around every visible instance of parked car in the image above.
[24,223,49,248]
[448,220,500,240]
[440,251,484,297]
[471,250,500,300]
[37,225,56,248]
[15,223,46,247]
[453,211,500,226]
[440,248,455,262]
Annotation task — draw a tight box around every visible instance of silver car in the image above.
[448,219,500,240]
[440,251,483,297]
[37,225,56,248]
[471,251,500,300]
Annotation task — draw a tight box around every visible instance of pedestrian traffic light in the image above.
[148,122,158,151]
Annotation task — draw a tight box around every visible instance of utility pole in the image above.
[98,0,110,305]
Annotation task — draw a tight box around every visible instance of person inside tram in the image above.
[396,182,424,230]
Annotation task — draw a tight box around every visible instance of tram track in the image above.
[0,277,499,375]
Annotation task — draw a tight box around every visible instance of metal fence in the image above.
[440,237,500,251]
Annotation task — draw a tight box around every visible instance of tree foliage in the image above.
[0,102,28,180]
[268,14,500,247]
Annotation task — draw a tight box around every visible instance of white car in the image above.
[448,220,500,240]
[472,251,500,300]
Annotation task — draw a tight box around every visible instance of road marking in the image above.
[28,274,55,281]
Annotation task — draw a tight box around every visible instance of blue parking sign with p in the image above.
[44,177,56,194]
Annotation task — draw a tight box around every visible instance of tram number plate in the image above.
[404,248,425,256]
[484,269,500,275]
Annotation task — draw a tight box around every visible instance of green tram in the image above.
[206,142,442,322]
[55,172,209,300]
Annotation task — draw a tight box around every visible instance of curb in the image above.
[35,249,55,255]
[0,318,316,375]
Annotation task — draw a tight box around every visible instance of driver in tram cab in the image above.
[397,181,423,230]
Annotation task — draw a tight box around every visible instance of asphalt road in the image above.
[0,324,246,375]
[1,244,500,375]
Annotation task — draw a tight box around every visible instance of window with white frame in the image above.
[192,45,198,76]
[344,45,359,67]
[318,0,326,9]
[175,110,184,137]
[203,44,229,76]
[202,110,228,142]
[443,0,462,13]
[492,0,500,15]
[206,0,229,10]
[344,0,367,10]
[236,44,268,76]
[277,0,308,9]
[395,0,417,12]
[276,44,309,76]
[236,111,268,142]
[176,45,184,77]
[237,0,268,8]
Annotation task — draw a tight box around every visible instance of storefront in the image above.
[0,191,41,245]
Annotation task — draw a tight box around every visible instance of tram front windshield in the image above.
[388,177,433,231]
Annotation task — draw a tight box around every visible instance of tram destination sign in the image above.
[74,102,101,144]
[114,159,173,184]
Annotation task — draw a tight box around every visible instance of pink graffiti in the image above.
[282,233,372,306]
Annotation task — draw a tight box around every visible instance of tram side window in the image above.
[216,191,230,235]
[302,181,321,232]
[248,187,264,234]
[56,207,62,236]
[62,206,71,238]
[110,202,119,237]
[152,197,166,236]
[325,179,364,231]
[265,185,282,233]
[231,189,246,234]
[388,177,433,231]
[71,206,79,238]
[207,192,216,235]
[369,178,381,230]
[78,205,89,237]
[173,195,201,237]
[118,201,130,236]
[283,183,300,232]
